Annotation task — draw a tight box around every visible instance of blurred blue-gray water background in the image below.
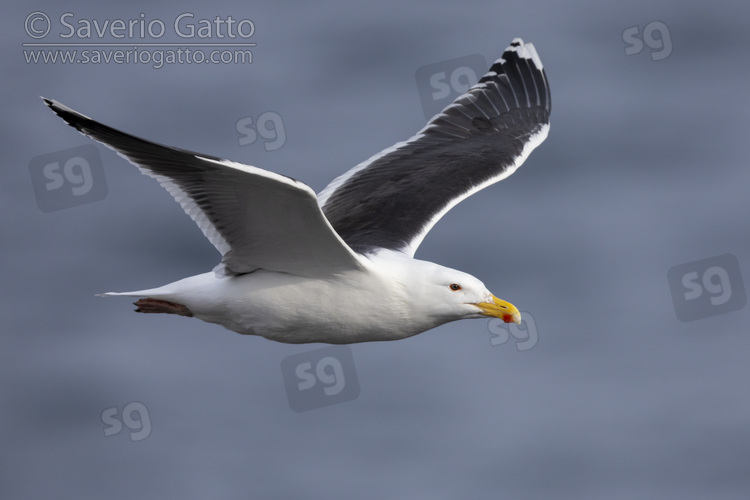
[3,1,750,498]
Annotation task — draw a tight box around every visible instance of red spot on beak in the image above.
[502,313,514,323]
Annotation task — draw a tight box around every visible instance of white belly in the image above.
[164,270,430,344]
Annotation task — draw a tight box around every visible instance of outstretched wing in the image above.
[44,98,365,277]
[318,38,550,256]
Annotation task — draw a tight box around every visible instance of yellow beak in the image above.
[475,295,522,324]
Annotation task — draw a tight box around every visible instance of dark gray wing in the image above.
[44,98,365,277]
[318,38,550,256]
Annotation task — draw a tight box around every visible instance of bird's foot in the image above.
[134,298,194,317]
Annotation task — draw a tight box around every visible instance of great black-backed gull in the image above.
[44,38,550,344]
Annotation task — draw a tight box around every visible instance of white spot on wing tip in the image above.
[505,38,544,70]
[525,43,543,70]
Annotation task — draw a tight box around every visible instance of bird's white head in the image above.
[372,251,522,330]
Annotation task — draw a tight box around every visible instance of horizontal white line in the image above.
[22,43,257,47]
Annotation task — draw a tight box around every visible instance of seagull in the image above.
[44,38,550,344]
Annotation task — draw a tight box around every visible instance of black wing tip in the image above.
[480,38,545,80]
[474,37,550,115]
[42,96,229,167]
[41,96,94,134]
[41,96,68,114]
[503,38,543,68]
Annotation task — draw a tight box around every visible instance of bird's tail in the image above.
[98,289,193,316]
[97,287,173,298]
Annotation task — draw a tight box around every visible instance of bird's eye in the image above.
[449,283,461,291]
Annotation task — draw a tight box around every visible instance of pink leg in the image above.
[134,298,194,317]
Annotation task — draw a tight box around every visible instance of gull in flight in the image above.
[45,38,550,344]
